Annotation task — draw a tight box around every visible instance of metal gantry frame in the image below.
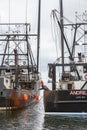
[49,0,87,90]
[0,23,37,69]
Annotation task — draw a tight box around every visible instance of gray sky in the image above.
[0,0,87,83]
[40,0,87,82]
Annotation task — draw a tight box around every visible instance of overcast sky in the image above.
[0,0,87,84]
[40,0,87,82]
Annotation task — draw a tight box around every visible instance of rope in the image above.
[50,12,61,59]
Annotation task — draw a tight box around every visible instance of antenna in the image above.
[8,0,11,32]
[9,0,10,25]
[26,0,28,23]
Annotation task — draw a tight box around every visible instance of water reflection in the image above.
[0,97,87,130]
[44,115,87,130]
[0,98,44,130]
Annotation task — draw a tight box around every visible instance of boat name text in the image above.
[70,91,87,96]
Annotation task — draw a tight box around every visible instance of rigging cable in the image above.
[55,9,85,36]
[50,12,59,59]
[51,10,73,63]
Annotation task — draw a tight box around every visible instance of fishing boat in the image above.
[44,0,87,114]
[0,0,41,110]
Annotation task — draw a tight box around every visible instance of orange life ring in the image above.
[84,74,87,80]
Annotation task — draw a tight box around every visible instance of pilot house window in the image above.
[67,83,72,90]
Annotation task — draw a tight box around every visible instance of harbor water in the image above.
[0,97,87,130]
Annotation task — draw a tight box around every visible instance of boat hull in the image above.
[44,90,87,113]
[0,89,39,110]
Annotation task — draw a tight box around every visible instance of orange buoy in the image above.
[35,95,39,100]
[22,94,28,101]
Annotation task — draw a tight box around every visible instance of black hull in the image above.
[44,90,87,113]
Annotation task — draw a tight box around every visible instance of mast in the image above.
[37,0,41,72]
[14,49,18,88]
[59,0,64,73]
